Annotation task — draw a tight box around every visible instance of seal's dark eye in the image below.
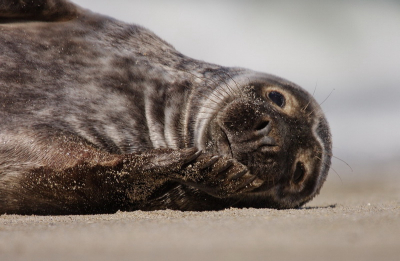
[268,91,285,107]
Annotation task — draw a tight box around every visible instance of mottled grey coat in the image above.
[0,0,331,214]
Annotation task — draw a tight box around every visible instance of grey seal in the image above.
[0,0,331,214]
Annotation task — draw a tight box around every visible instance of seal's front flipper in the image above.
[122,147,264,199]
[0,0,80,22]
[175,152,264,198]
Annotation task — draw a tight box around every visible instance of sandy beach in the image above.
[1,167,399,261]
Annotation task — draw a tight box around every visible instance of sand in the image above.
[1,170,399,261]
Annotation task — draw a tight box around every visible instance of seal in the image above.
[0,0,332,215]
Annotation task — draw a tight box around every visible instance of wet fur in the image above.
[0,0,331,214]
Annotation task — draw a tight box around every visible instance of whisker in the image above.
[307,88,335,116]
[191,85,229,106]
[196,105,219,112]
[196,92,221,105]
[315,156,342,185]
[301,84,317,112]
[218,70,245,99]
[211,71,236,98]
[179,68,231,106]
[202,73,232,102]
[319,88,335,107]
[332,155,353,172]
[329,166,342,185]
[312,82,317,97]
[301,101,311,112]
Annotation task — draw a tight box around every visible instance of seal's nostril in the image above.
[293,162,306,184]
[255,120,270,131]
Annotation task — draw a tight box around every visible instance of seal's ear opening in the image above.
[293,161,306,184]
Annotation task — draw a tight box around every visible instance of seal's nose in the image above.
[254,119,271,134]
[253,119,277,149]
[293,161,306,184]
[254,120,270,132]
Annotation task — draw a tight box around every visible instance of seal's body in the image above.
[0,0,331,215]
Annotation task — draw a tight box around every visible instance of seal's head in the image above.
[196,71,332,209]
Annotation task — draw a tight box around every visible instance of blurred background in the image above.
[71,0,400,184]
